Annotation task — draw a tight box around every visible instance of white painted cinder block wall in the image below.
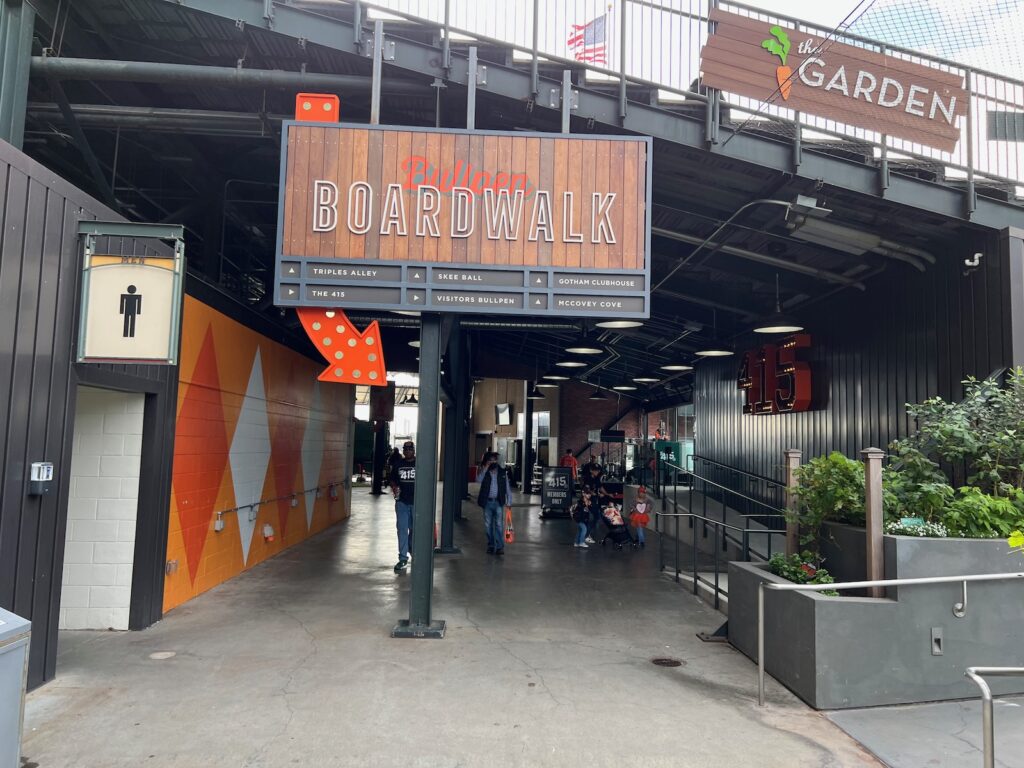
[59,386,144,630]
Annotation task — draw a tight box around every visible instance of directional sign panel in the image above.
[274,124,652,318]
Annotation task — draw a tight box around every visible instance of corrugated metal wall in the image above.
[0,142,178,689]
[694,232,1013,484]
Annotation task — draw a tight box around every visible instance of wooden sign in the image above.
[274,124,651,318]
[737,334,812,415]
[700,10,967,153]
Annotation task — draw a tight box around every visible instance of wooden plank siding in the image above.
[280,126,649,271]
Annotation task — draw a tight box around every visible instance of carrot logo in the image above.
[761,26,793,100]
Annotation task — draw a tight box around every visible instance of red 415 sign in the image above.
[737,334,812,415]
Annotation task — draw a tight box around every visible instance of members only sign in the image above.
[700,10,967,153]
[274,124,651,318]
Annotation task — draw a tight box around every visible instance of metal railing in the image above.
[965,666,1024,768]
[320,0,1024,191]
[688,454,787,520]
[655,459,787,608]
[757,572,1024,706]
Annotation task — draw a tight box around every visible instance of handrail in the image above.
[689,454,785,489]
[663,461,785,516]
[964,666,1024,768]
[757,572,1024,706]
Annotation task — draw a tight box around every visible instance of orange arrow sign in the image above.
[296,307,387,386]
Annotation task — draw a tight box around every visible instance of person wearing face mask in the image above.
[477,451,512,556]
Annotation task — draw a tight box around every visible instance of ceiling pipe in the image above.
[30,56,426,94]
[652,227,866,290]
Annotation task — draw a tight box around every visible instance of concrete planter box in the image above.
[729,536,1024,709]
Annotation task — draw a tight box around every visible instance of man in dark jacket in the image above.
[389,441,416,572]
[477,452,512,555]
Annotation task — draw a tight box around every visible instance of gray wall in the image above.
[695,232,1014,483]
[0,140,179,689]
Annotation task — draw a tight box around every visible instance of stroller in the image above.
[600,504,636,550]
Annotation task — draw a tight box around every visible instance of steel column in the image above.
[523,381,535,493]
[0,0,33,149]
[370,20,384,125]
[466,46,477,130]
[392,313,445,638]
[438,319,463,553]
[561,70,572,134]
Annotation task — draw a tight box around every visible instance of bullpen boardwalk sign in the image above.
[274,124,651,318]
[700,10,967,153]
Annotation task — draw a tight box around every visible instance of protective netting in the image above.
[847,0,1024,80]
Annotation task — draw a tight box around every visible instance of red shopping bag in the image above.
[504,506,515,544]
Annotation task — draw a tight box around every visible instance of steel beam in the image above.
[652,227,866,290]
[30,56,424,94]
[159,0,1024,232]
[47,80,118,210]
[0,0,34,148]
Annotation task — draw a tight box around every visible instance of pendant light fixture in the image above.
[753,274,804,334]
[659,363,693,371]
[633,376,660,384]
[588,384,607,400]
[541,369,571,381]
[406,394,418,404]
[612,383,638,391]
[526,359,546,400]
[565,328,605,356]
[595,319,644,329]
[555,358,588,368]
[694,309,734,358]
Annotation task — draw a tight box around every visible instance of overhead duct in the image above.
[784,209,936,271]
[30,56,426,94]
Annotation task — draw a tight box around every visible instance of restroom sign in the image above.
[77,248,184,365]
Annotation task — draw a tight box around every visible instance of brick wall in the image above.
[558,381,641,458]
[60,387,144,630]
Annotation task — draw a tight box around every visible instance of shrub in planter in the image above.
[882,441,953,523]
[941,486,1024,538]
[788,452,864,560]
[767,551,838,595]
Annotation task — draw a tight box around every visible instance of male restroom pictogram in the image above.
[120,284,142,337]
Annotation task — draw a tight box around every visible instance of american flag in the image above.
[567,14,607,65]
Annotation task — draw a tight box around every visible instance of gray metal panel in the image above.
[0,140,179,690]
[694,228,1010,489]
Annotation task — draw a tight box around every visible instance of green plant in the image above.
[789,452,865,554]
[882,441,953,522]
[768,551,838,596]
[941,486,1024,539]
[905,368,1024,496]
[1009,530,1024,553]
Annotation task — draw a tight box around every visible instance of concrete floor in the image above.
[23,489,882,767]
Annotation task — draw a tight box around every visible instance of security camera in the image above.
[964,253,982,268]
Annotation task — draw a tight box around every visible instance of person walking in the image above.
[477,451,512,556]
[390,441,416,572]
[559,448,579,483]
[628,486,652,549]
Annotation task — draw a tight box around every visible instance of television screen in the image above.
[495,403,513,426]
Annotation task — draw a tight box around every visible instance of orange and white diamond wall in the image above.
[163,296,353,611]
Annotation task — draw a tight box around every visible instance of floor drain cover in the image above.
[651,657,683,667]
[148,651,176,660]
